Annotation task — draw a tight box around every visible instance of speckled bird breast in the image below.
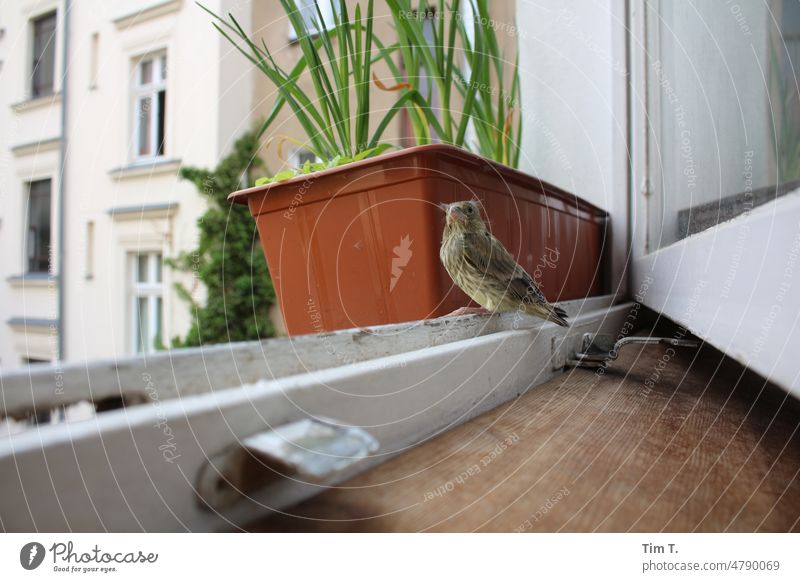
[440,231,499,311]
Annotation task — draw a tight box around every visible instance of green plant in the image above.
[254,143,391,185]
[380,0,521,167]
[460,0,522,167]
[202,0,521,180]
[169,129,276,347]
[201,0,427,162]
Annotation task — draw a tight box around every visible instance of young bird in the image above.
[439,200,569,326]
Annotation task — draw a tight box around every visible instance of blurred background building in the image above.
[1,0,252,367]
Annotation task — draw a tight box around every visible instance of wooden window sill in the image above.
[249,328,800,532]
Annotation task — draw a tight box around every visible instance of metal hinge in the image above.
[566,333,699,368]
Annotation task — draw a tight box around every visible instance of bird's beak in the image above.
[447,206,467,224]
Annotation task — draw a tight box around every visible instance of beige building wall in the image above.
[0,0,65,367]
[1,0,256,368]
[61,0,254,362]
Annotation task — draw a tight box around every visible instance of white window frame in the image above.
[288,0,337,41]
[628,0,800,396]
[131,52,167,162]
[130,251,163,355]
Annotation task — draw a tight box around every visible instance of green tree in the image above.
[170,129,276,346]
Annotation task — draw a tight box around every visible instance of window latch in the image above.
[566,333,699,368]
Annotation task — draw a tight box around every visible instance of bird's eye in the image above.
[466,205,473,214]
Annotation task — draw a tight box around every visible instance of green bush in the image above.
[169,129,276,347]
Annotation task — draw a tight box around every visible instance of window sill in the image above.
[11,92,62,113]
[112,0,182,30]
[7,273,57,289]
[108,201,178,221]
[6,317,58,332]
[108,158,182,181]
[11,136,61,157]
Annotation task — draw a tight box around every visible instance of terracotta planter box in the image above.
[229,144,608,336]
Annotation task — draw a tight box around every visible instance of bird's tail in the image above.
[547,304,569,327]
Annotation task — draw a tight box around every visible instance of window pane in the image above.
[27,179,52,273]
[646,1,800,249]
[89,32,99,88]
[139,58,153,85]
[160,55,167,80]
[154,253,162,283]
[155,296,163,349]
[290,0,337,38]
[136,297,148,353]
[295,149,318,166]
[137,96,152,156]
[136,254,148,283]
[156,90,166,156]
[31,12,56,97]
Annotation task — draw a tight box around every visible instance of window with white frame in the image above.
[288,0,338,41]
[131,252,163,354]
[132,53,167,160]
[644,0,800,248]
[30,11,56,98]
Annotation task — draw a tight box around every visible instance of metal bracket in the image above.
[197,417,379,510]
[566,333,699,368]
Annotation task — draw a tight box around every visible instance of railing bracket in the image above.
[566,333,699,369]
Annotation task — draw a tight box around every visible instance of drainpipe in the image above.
[57,0,70,361]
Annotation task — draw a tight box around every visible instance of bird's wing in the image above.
[462,231,548,306]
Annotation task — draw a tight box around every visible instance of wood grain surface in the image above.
[249,332,800,532]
